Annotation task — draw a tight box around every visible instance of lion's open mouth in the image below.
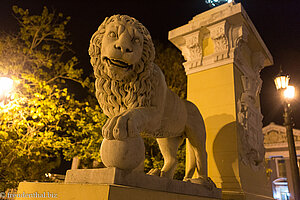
[104,57,133,69]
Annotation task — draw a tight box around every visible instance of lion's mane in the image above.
[89,15,156,118]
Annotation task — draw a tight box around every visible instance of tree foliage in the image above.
[0,6,106,190]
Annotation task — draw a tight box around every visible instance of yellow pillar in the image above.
[169,3,274,199]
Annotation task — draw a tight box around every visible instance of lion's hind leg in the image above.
[184,100,208,180]
[184,138,196,179]
[156,136,183,179]
[184,101,217,189]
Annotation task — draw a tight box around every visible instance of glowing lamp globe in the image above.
[274,75,290,90]
[284,86,295,99]
[0,77,14,98]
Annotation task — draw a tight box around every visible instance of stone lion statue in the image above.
[89,14,213,185]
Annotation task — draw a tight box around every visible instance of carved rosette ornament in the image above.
[237,51,265,170]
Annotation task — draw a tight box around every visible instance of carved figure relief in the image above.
[237,71,265,170]
[89,15,215,188]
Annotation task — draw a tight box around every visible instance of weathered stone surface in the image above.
[89,14,214,188]
[65,168,222,199]
[100,137,145,170]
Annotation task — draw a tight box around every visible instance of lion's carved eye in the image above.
[108,31,117,38]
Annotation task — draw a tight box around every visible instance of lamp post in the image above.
[0,77,14,105]
[274,72,300,200]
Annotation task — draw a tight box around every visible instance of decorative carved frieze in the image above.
[183,31,203,61]
[207,20,230,61]
[182,31,203,72]
[169,2,273,75]
[179,21,268,77]
[263,123,300,145]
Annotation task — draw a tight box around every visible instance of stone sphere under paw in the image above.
[100,136,145,170]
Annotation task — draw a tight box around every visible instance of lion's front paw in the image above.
[102,115,139,140]
[114,115,139,140]
[113,119,127,140]
[102,118,114,140]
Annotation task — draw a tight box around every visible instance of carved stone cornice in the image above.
[252,51,265,75]
[231,24,253,77]
[232,24,249,49]
[179,22,267,77]
[169,3,273,76]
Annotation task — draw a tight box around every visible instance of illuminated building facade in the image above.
[263,122,300,200]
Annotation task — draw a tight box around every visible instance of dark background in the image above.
[1,0,300,129]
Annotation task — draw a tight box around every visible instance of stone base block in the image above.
[65,168,221,199]
[16,182,220,200]
[221,190,274,200]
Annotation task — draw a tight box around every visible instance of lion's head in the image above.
[89,15,156,118]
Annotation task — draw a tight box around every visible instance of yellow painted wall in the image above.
[187,62,273,198]
[16,182,110,200]
[187,63,240,189]
[202,37,214,57]
[15,182,219,200]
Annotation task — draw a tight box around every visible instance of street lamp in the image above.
[274,72,300,200]
[0,77,14,105]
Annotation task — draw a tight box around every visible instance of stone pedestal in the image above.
[169,3,273,200]
[16,168,221,200]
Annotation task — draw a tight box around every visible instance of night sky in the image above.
[1,0,300,129]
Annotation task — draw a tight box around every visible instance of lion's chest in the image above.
[100,101,128,119]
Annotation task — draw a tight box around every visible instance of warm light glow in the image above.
[274,75,290,90]
[284,85,295,99]
[0,77,14,99]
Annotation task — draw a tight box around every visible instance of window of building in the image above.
[277,159,287,178]
[273,178,290,200]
